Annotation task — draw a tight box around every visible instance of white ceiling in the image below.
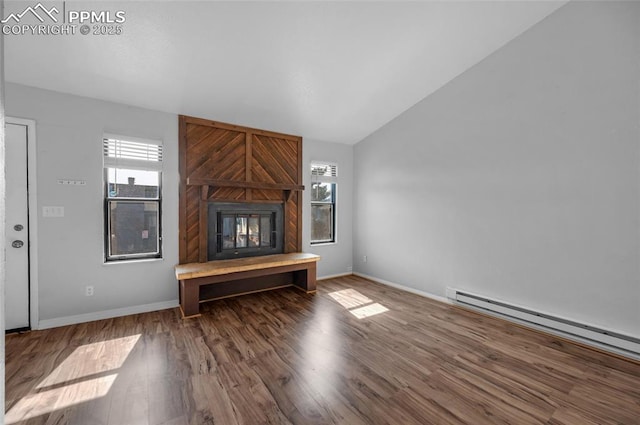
[4,1,566,144]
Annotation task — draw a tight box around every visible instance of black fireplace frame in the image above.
[207,202,284,260]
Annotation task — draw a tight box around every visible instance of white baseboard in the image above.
[318,272,353,281]
[355,274,640,361]
[37,300,179,330]
[353,272,450,304]
[448,288,640,360]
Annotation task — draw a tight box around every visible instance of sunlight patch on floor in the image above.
[37,334,141,389]
[328,288,389,319]
[6,334,141,423]
[349,303,389,319]
[5,374,118,424]
[328,288,372,309]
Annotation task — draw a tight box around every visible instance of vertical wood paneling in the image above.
[198,186,209,263]
[285,193,299,253]
[179,116,189,263]
[210,187,246,200]
[179,116,303,263]
[252,189,282,201]
[245,132,253,201]
[185,187,200,263]
[296,137,303,252]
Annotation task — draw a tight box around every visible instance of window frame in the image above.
[103,135,163,262]
[310,162,338,245]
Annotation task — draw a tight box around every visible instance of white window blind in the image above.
[311,162,337,183]
[103,135,163,171]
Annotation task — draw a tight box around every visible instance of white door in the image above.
[5,122,30,330]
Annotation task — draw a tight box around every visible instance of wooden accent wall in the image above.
[179,116,303,264]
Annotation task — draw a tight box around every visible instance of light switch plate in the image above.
[43,206,65,217]
[57,179,86,186]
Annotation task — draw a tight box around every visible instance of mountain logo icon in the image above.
[1,3,59,24]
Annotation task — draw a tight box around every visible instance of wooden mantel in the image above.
[186,178,304,203]
[186,177,304,192]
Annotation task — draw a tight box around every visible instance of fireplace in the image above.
[207,202,284,260]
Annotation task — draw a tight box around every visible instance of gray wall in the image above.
[4,84,355,325]
[5,83,180,325]
[353,1,640,337]
[303,139,354,278]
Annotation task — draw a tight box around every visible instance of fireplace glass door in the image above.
[209,203,283,260]
[221,213,275,250]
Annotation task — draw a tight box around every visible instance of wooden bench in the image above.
[175,253,320,318]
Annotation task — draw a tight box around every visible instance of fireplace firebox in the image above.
[207,202,284,260]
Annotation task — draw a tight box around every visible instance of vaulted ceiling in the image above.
[4,1,566,144]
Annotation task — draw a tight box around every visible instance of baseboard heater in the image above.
[451,290,640,358]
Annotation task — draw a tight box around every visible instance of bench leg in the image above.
[306,262,317,292]
[180,279,201,318]
[293,262,317,293]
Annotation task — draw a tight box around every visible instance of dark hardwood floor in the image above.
[5,275,640,424]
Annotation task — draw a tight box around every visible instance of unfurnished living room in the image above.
[1,1,639,424]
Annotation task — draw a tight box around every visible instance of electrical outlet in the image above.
[363,255,367,263]
[347,265,353,272]
[85,286,94,296]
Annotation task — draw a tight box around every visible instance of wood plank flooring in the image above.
[5,275,640,424]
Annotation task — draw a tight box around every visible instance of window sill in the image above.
[310,242,336,247]
[103,257,164,266]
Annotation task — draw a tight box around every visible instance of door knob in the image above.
[12,240,24,248]
[13,224,24,231]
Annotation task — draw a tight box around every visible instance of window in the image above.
[311,162,337,244]
[103,135,162,261]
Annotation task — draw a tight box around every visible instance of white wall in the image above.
[303,139,353,278]
[5,83,180,326]
[353,1,640,337]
